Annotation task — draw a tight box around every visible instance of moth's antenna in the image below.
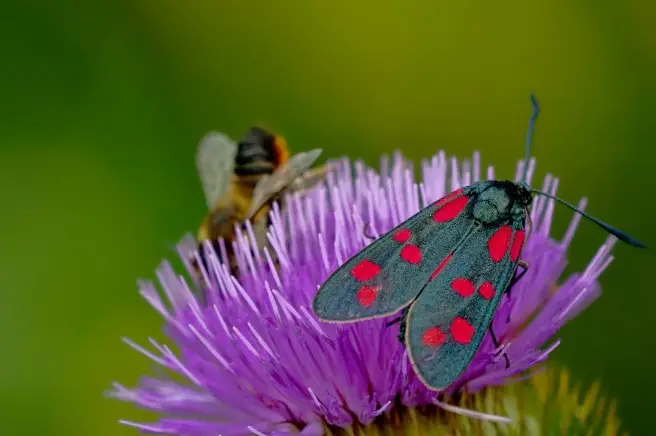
[522,94,540,182]
[532,190,646,248]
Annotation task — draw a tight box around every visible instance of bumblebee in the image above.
[193,126,326,279]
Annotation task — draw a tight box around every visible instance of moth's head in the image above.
[473,180,532,225]
[514,180,533,208]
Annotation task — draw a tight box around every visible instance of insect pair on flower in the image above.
[112,95,640,434]
[312,95,646,392]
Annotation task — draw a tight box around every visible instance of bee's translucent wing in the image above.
[196,132,238,210]
[246,148,323,218]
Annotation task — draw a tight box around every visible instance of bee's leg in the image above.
[489,326,511,369]
[289,164,333,193]
[302,164,332,184]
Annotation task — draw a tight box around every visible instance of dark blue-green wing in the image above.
[313,186,480,322]
[405,220,526,390]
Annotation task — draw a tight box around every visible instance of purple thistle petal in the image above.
[112,150,618,434]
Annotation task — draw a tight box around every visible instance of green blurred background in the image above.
[2,0,655,434]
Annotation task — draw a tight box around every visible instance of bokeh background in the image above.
[2,1,655,434]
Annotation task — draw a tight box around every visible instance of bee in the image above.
[192,126,327,279]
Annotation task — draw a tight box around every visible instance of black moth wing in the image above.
[405,219,525,390]
[313,187,477,322]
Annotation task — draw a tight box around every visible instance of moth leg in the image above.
[363,222,377,240]
[488,326,510,369]
[507,260,530,298]
[504,260,530,324]
[385,307,410,344]
[385,317,403,327]
[397,316,407,344]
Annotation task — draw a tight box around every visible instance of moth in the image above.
[312,95,645,391]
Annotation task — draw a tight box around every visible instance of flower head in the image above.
[111,150,621,435]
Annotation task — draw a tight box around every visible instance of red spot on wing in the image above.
[400,244,422,264]
[478,282,495,300]
[451,278,475,297]
[422,327,447,348]
[351,259,381,282]
[356,286,377,307]
[433,196,469,223]
[488,226,512,262]
[430,254,453,280]
[434,188,464,207]
[510,230,526,261]
[393,229,412,243]
[450,317,474,344]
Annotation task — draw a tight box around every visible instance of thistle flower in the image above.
[111,150,624,435]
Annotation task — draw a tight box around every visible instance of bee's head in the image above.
[239,127,275,157]
[238,126,288,169]
[233,127,278,175]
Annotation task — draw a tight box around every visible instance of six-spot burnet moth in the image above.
[312,94,646,392]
